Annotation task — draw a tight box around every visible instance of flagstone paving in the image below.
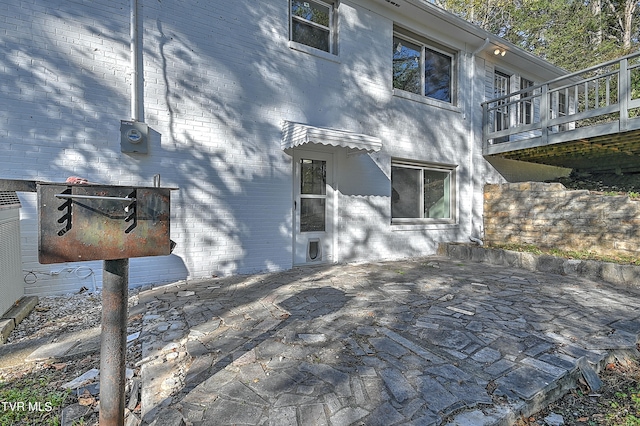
[137,256,640,426]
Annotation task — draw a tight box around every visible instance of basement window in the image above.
[391,160,457,225]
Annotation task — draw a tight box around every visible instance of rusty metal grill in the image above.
[1,177,177,425]
[37,183,172,264]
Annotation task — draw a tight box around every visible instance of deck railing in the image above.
[482,51,640,155]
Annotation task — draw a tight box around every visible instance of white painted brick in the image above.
[0,0,523,294]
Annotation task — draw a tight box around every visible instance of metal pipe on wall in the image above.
[131,0,142,122]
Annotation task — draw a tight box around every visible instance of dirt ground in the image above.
[517,351,640,425]
[0,352,103,425]
[0,291,142,425]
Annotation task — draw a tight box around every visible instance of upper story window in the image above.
[290,0,336,54]
[392,28,456,104]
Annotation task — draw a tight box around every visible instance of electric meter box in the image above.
[120,120,149,154]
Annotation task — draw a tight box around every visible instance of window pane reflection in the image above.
[424,48,451,102]
[424,169,449,219]
[391,167,421,218]
[391,164,454,221]
[393,37,421,95]
[301,159,326,195]
[292,22,330,52]
[300,198,325,232]
[292,0,330,25]
[291,0,331,53]
[393,33,454,104]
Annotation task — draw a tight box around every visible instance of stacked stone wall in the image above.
[484,182,640,258]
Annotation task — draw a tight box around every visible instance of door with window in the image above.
[494,71,511,143]
[520,78,534,125]
[293,151,334,265]
[551,91,568,132]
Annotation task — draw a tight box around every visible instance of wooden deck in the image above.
[483,53,640,173]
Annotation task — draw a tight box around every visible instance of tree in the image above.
[603,0,639,52]
[434,0,639,71]
[432,0,516,37]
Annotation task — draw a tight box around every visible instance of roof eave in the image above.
[377,0,570,80]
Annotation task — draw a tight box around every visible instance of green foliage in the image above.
[433,0,515,37]
[608,387,640,425]
[0,376,70,426]
[291,0,329,26]
[434,0,637,71]
[488,243,640,265]
[490,243,543,255]
[600,190,640,200]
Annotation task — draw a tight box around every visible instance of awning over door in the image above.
[281,121,382,154]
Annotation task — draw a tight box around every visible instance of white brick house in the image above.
[0,0,569,295]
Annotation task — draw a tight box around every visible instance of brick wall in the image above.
[1,0,507,294]
[484,182,640,257]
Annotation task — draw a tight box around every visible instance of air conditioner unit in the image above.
[0,191,23,318]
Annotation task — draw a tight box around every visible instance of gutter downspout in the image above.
[131,0,142,122]
[472,37,491,57]
[467,37,489,244]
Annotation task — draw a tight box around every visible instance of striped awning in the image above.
[281,121,382,154]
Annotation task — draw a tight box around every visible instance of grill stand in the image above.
[100,258,129,426]
[0,178,176,426]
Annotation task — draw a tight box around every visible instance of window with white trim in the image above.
[392,28,456,104]
[520,78,534,125]
[391,160,457,224]
[290,0,336,54]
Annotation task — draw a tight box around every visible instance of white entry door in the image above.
[293,150,334,265]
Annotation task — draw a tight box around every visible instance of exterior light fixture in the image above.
[494,48,506,56]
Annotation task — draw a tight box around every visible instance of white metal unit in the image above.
[0,192,23,316]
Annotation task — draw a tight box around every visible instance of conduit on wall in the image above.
[131,0,143,122]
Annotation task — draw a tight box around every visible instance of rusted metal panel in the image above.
[38,183,172,264]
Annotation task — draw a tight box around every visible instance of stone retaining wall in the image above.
[439,243,640,288]
[484,182,640,258]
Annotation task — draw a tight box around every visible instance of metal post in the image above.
[100,258,129,426]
